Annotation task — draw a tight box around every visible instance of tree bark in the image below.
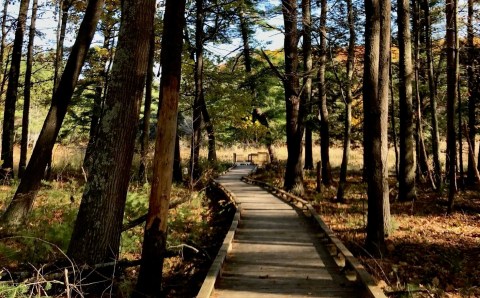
[139,29,155,182]
[457,18,464,189]
[239,0,251,74]
[1,0,31,178]
[424,0,442,187]
[467,0,477,184]
[201,96,217,163]
[19,0,38,178]
[302,0,313,170]
[83,86,103,174]
[173,131,182,183]
[53,0,71,92]
[318,0,332,185]
[0,0,9,102]
[364,0,391,255]
[282,0,304,195]
[190,0,204,186]
[0,0,104,226]
[337,0,355,202]
[68,0,154,265]
[397,0,416,201]
[133,0,185,296]
[446,0,457,212]
[390,62,399,178]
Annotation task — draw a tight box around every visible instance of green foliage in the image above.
[0,283,29,298]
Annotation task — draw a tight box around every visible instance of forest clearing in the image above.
[0,0,480,296]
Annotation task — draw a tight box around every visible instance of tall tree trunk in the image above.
[446,0,457,212]
[337,0,355,202]
[173,131,182,183]
[139,30,155,182]
[83,85,103,173]
[390,62,399,178]
[455,8,464,190]
[83,26,115,174]
[282,0,304,195]
[318,0,332,185]
[397,0,416,201]
[302,0,313,170]
[201,96,217,163]
[45,0,72,180]
[0,0,104,227]
[364,0,391,255]
[424,0,442,187]
[53,0,71,92]
[467,0,477,184]
[133,1,185,296]
[239,0,251,74]
[190,0,204,186]
[413,0,433,186]
[68,0,154,265]
[1,0,31,179]
[19,0,38,178]
[0,0,9,102]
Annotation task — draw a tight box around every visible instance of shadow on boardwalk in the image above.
[211,165,361,298]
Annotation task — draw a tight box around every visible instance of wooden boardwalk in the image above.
[209,165,361,298]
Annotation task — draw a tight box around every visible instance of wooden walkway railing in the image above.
[198,165,387,298]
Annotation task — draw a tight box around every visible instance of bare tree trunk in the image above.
[190,0,204,186]
[173,132,182,183]
[390,62,399,178]
[53,0,71,92]
[364,0,391,256]
[239,0,251,74]
[139,30,155,182]
[467,0,477,184]
[83,86,102,173]
[1,0,31,179]
[337,0,355,202]
[318,0,332,185]
[0,0,104,226]
[424,0,442,187]
[455,10,464,190]
[133,1,185,296]
[302,0,313,170]
[282,0,304,195]
[397,0,416,201]
[413,0,434,187]
[45,0,72,180]
[0,0,9,102]
[201,96,217,163]
[19,0,38,178]
[446,0,457,212]
[68,0,154,266]
[83,22,117,174]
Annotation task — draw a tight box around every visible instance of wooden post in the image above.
[233,153,237,164]
[316,161,322,192]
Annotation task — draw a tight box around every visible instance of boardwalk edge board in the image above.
[196,179,241,298]
[242,176,388,298]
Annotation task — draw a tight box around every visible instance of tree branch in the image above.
[260,48,286,85]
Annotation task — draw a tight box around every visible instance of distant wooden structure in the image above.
[233,151,270,166]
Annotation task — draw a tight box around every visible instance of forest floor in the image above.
[250,162,480,298]
[0,147,235,297]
